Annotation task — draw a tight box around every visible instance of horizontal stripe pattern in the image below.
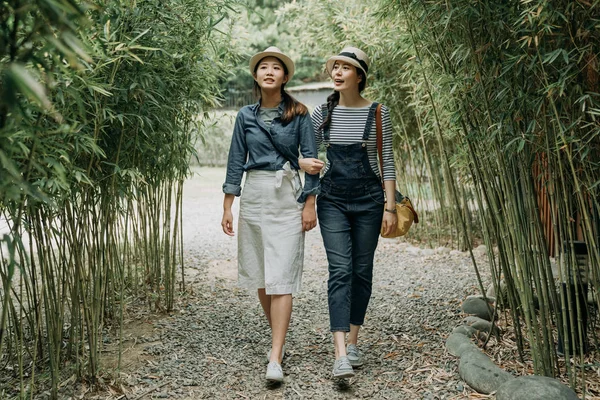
[310,104,396,181]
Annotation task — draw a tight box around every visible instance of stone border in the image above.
[446,294,579,399]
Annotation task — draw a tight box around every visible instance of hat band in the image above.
[339,52,368,74]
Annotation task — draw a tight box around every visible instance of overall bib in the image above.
[317,102,385,332]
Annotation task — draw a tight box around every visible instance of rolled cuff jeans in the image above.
[317,184,383,332]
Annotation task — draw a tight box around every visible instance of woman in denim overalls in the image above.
[222,47,320,382]
[301,47,398,378]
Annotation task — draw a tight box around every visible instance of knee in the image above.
[329,268,352,286]
[352,265,373,283]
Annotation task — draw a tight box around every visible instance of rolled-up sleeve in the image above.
[297,113,320,202]
[222,112,247,196]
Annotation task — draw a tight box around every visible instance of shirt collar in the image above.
[251,100,285,115]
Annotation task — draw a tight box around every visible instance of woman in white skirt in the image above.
[221,47,321,382]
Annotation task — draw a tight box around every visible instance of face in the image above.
[331,61,362,92]
[253,56,288,90]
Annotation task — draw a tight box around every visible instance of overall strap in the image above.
[376,103,383,183]
[321,103,330,146]
[361,102,379,146]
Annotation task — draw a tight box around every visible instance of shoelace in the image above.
[336,358,352,370]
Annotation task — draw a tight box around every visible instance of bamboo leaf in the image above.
[128,28,151,46]
[62,31,93,63]
[6,64,52,110]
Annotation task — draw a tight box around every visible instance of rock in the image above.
[588,291,597,306]
[422,248,435,257]
[453,324,487,341]
[435,246,450,254]
[462,316,498,335]
[466,294,494,304]
[494,280,510,309]
[125,376,139,386]
[485,282,496,298]
[495,376,578,400]
[459,349,513,394]
[452,325,477,337]
[406,246,421,255]
[462,297,495,321]
[445,332,479,357]
[472,245,487,257]
[397,242,410,250]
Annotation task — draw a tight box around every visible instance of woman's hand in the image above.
[222,195,236,236]
[381,209,398,236]
[221,210,235,236]
[302,196,317,232]
[298,158,324,175]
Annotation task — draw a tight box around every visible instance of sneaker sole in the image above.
[348,360,363,367]
[266,375,283,382]
[332,370,355,379]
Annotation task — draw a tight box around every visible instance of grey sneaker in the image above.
[346,344,363,367]
[332,356,355,378]
[266,344,286,363]
[265,361,284,382]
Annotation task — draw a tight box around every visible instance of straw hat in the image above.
[249,46,295,80]
[325,46,370,77]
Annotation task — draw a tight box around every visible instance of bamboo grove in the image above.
[283,0,600,393]
[0,0,237,398]
[2,0,600,397]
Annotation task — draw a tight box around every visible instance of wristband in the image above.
[385,208,397,214]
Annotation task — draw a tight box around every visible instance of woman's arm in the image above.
[297,113,321,202]
[381,181,398,236]
[299,108,325,175]
[221,111,247,235]
[221,194,235,236]
[302,195,317,231]
[222,112,247,196]
[381,106,398,236]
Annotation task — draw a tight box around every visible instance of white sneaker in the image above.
[266,361,283,382]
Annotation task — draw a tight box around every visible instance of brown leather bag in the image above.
[375,103,419,238]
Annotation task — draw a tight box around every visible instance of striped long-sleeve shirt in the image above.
[310,104,396,181]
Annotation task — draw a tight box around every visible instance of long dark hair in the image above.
[253,57,308,123]
[319,66,367,132]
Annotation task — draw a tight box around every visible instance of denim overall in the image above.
[317,102,385,332]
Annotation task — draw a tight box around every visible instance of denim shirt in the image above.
[223,101,320,203]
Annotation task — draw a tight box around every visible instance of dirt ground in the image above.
[79,166,500,400]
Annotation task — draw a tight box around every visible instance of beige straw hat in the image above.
[249,46,295,80]
[325,46,370,77]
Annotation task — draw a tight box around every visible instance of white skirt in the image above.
[238,166,305,295]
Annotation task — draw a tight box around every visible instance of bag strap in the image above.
[376,105,419,223]
[260,120,296,167]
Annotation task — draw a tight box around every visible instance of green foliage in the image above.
[192,111,237,166]
[223,0,326,94]
[0,0,239,398]
[284,0,600,390]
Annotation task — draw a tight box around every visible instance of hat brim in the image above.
[249,51,295,81]
[326,56,367,77]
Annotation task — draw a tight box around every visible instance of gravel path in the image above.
[108,167,489,400]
